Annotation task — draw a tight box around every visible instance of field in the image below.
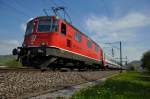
[0,55,22,68]
[71,71,150,99]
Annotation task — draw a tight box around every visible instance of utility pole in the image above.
[104,41,124,71]
[125,56,128,66]
[120,41,123,70]
[112,48,114,57]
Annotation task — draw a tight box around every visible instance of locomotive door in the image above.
[67,39,71,48]
[61,22,72,48]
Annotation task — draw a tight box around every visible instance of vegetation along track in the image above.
[0,67,120,99]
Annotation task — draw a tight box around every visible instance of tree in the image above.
[127,60,141,71]
[141,50,150,71]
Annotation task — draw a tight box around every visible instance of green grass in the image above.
[71,72,150,99]
[0,55,22,68]
[4,59,22,68]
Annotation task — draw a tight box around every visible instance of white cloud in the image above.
[84,12,150,61]
[21,23,26,32]
[85,12,150,33]
[0,40,20,55]
[124,45,148,61]
[114,13,150,30]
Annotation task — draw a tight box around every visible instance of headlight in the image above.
[56,16,59,19]
[41,42,46,46]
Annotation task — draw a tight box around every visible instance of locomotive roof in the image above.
[33,16,101,49]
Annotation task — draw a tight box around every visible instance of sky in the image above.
[0,0,150,62]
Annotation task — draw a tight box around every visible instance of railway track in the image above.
[0,67,120,99]
[0,66,111,72]
[0,68,79,73]
[0,68,39,72]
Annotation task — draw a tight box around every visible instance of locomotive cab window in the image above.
[75,32,82,42]
[25,21,33,35]
[87,40,92,48]
[61,23,66,35]
[51,19,58,32]
[37,19,58,32]
[38,19,51,32]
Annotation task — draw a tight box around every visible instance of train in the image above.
[12,15,121,70]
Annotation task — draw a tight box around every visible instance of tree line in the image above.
[141,50,150,71]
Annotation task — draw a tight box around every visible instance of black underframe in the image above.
[25,46,102,66]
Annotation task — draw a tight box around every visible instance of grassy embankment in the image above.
[0,55,22,68]
[72,71,150,99]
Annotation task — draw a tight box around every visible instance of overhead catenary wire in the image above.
[63,8,72,24]
[13,0,36,16]
[51,0,58,7]
[59,0,67,6]
[1,0,30,18]
[43,9,49,16]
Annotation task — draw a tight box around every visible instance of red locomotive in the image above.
[13,13,121,70]
[12,16,105,69]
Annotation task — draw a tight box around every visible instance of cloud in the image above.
[85,12,150,33]
[124,45,148,61]
[0,40,19,55]
[84,12,150,61]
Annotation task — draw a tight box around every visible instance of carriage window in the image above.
[61,23,66,35]
[75,32,81,42]
[87,40,92,48]
[95,45,99,52]
[25,21,33,35]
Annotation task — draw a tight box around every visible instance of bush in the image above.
[141,50,150,71]
[128,66,135,71]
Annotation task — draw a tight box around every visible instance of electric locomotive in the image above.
[13,16,106,69]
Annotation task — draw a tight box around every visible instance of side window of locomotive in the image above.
[37,20,51,32]
[25,21,33,35]
[61,23,66,35]
[51,19,58,32]
[87,40,92,48]
[75,32,82,42]
[95,45,99,52]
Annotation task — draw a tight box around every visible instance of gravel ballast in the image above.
[0,70,119,98]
